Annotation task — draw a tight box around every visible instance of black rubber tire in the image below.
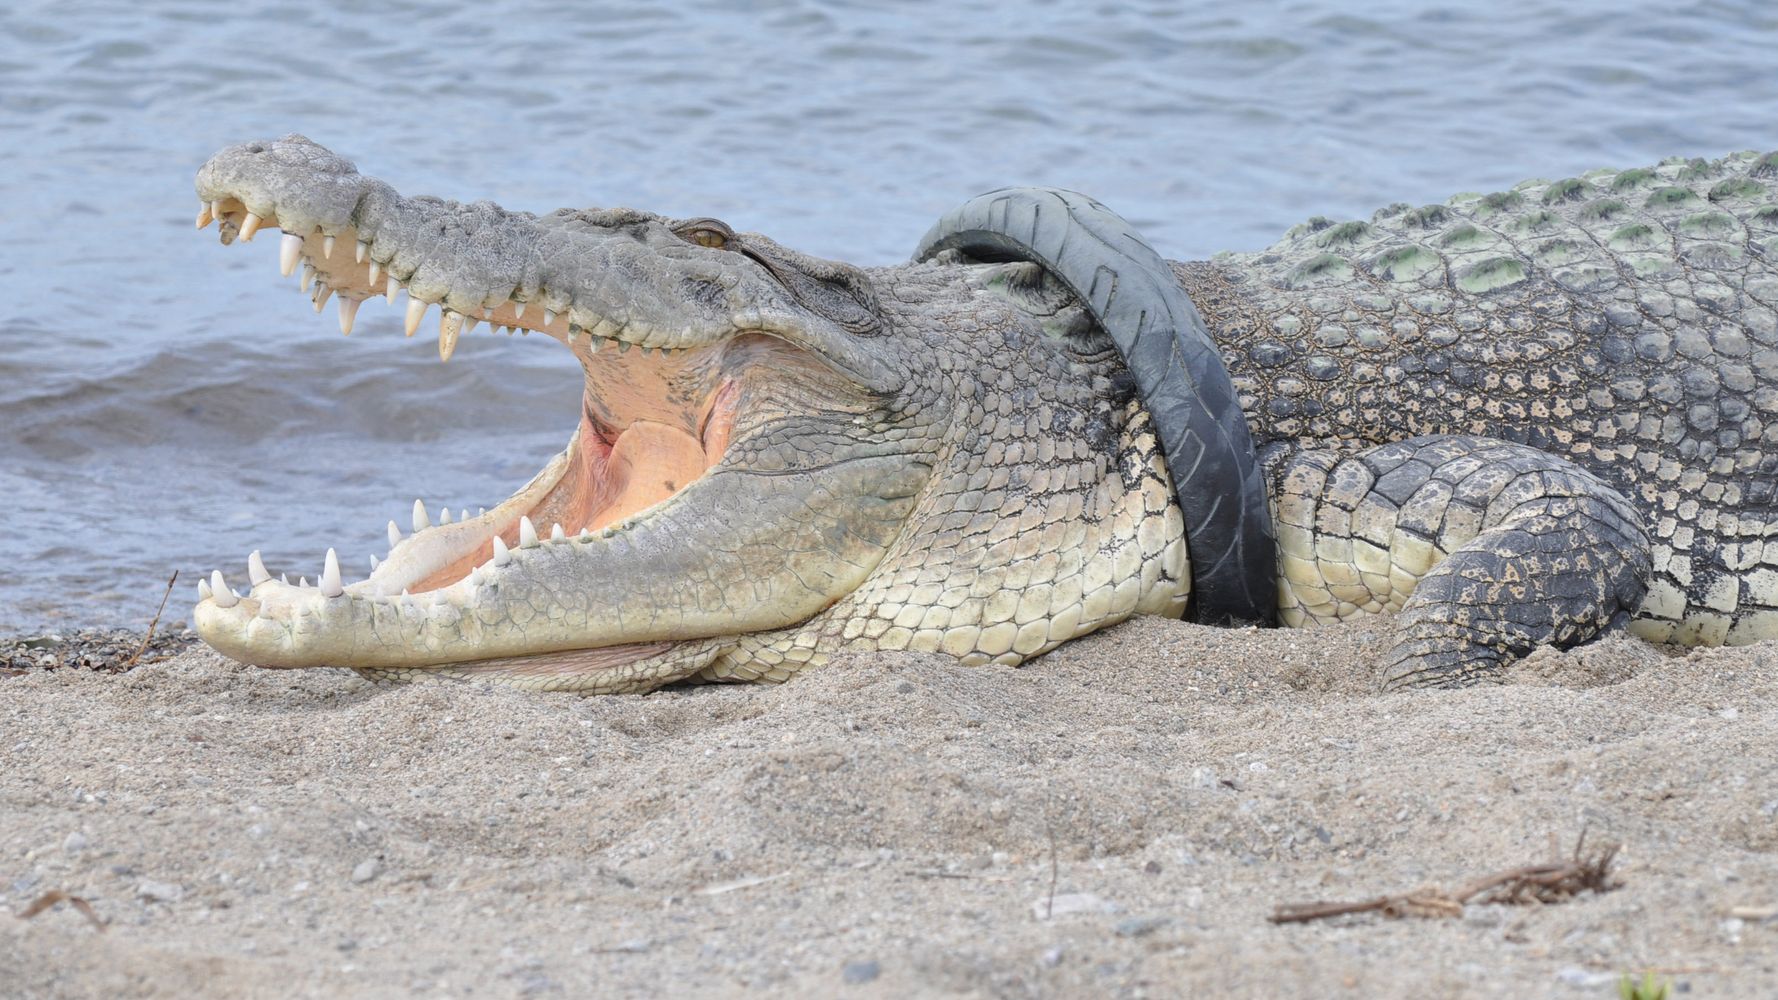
[914,187,1276,626]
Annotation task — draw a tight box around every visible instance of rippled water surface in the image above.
[2,0,1775,630]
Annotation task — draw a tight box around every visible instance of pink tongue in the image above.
[597,420,708,528]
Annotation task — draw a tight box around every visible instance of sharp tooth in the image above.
[438,310,462,362]
[587,337,602,355]
[617,340,631,355]
[280,573,289,584]
[367,259,381,285]
[299,576,309,588]
[386,275,400,302]
[412,499,431,532]
[513,301,526,319]
[338,296,361,335]
[491,535,511,566]
[278,233,304,277]
[196,204,214,229]
[211,570,238,607]
[578,528,592,541]
[313,283,333,313]
[550,523,565,541]
[543,308,556,326]
[248,550,271,586]
[238,213,263,241]
[482,307,493,320]
[387,521,402,549]
[405,296,429,337]
[478,507,487,518]
[470,566,485,585]
[197,579,213,601]
[320,548,343,597]
[210,200,223,223]
[355,240,369,263]
[438,506,452,524]
[300,263,316,291]
[322,234,336,258]
[519,516,539,548]
[463,316,480,337]
[370,554,380,572]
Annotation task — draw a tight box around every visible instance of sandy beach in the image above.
[2,615,1774,998]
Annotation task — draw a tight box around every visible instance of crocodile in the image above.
[189,135,1778,692]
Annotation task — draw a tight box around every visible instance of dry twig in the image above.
[125,570,179,668]
[1270,831,1621,925]
[17,891,106,932]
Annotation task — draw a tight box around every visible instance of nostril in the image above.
[247,144,265,153]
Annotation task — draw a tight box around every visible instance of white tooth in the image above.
[300,263,316,291]
[338,296,361,335]
[299,576,309,588]
[491,535,511,566]
[248,550,271,586]
[197,579,213,601]
[401,589,411,598]
[320,548,343,598]
[313,283,333,312]
[367,259,381,285]
[550,523,565,541]
[470,566,485,585]
[386,275,400,302]
[438,310,462,362]
[513,301,526,319]
[405,296,429,337]
[587,336,601,354]
[478,507,486,518]
[519,516,539,548]
[196,203,214,229]
[211,570,238,607]
[280,573,289,584]
[209,200,223,224]
[387,521,402,549]
[370,554,380,572]
[482,307,493,320]
[238,213,262,241]
[463,316,480,337]
[279,232,304,277]
[438,506,452,524]
[543,308,556,326]
[355,240,369,264]
[322,234,336,258]
[412,500,431,532]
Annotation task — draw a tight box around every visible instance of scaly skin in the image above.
[1180,150,1778,666]
[188,137,1778,691]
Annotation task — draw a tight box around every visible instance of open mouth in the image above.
[193,203,756,662]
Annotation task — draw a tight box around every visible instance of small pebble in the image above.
[351,859,381,884]
[62,831,88,853]
[1115,915,1170,938]
[137,880,184,903]
[1041,947,1065,968]
[842,960,880,984]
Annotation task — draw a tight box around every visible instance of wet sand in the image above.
[3,616,1775,998]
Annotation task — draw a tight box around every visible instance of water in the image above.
[1,0,1775,631]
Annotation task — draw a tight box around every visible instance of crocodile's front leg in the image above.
[1270,435,1651,687]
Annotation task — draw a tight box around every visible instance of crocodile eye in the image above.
[674,217,734,250]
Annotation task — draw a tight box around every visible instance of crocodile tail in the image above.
[913,188,1276,627]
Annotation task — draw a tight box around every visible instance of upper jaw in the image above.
[194,134,899,390]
